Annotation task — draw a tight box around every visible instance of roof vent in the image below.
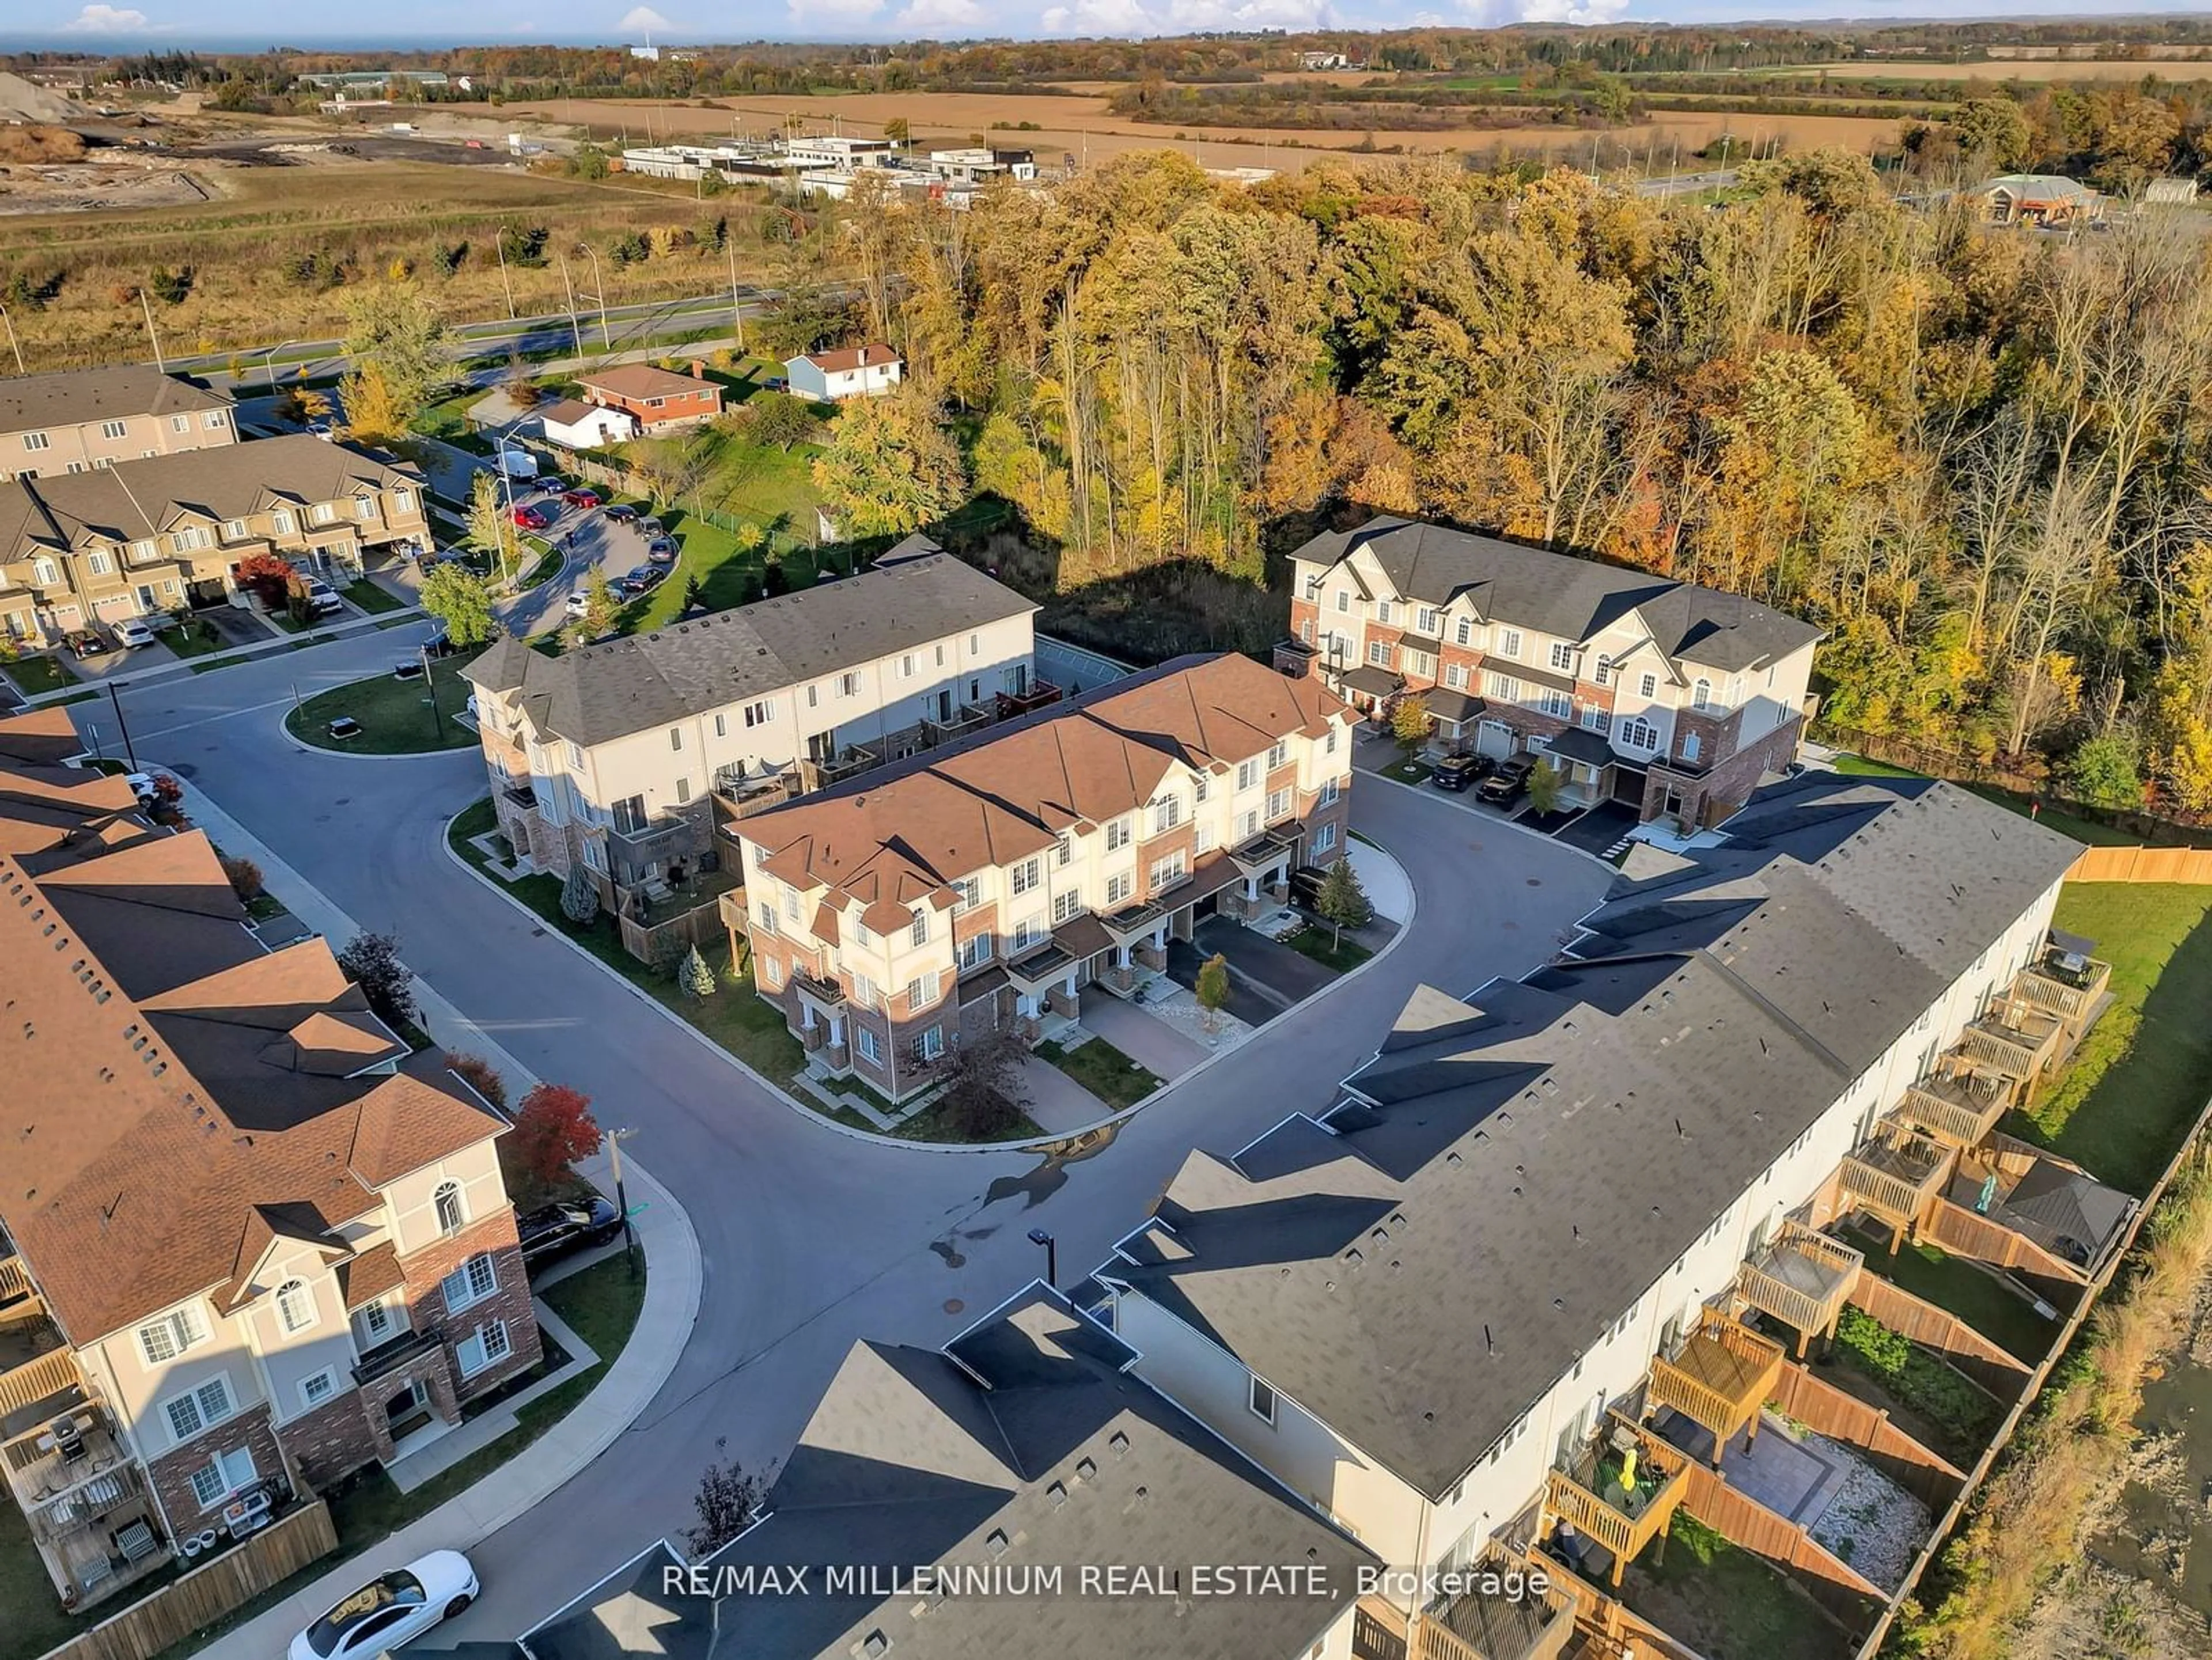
[985,1529,1009,1556]
[1108,1432,1130,1457]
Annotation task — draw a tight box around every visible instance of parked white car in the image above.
[289,1550,478,1660]
[112,617,158,649]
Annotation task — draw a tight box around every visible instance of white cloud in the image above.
[791,0,882,21]
[896,0,984,28]
[619,5,672,31]
[1457,0,1630,21]
[62,3,151,31]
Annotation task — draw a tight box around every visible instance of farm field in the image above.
[474,94,1903,172]
[1800,58,2212,81]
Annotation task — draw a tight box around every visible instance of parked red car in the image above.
[510,504,550,530]
[561,488,602,509]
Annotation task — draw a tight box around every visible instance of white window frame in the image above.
[434,1180,467,1237]
[275,1279,316,1336]
[457,1320,512,1378]
[190,1445,256,1510]
[910,907,929,946]
[161,1374,236,1445]
[1105,871,1132,907]
[138,1304,209,1366]
[441,1251,497,1314]
[100,419,128,440]
[1499,628,1522,658]
[1011,857,1041,894]
[1248,1375,1277,1425]
[1639,672,1658,698]
[1149,851,1187,890]
[299,1369,338,1411]
[857,1025,882,1064]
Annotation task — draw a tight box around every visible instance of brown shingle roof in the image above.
[743,653,1349,910]
[800,343,901,373]
[0,365,230,435]
[575,363,721,404]
[0,723,505,1343]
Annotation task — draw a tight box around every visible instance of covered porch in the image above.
[1539,1416,1692,1587]
[1221,827,1299,923]
[1645,1310,1786,1464]
[1533,727,1622,812]
[1737,1223,1863,1356]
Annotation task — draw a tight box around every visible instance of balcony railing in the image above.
[712,767,799,823]
[0,1255,35,1310]
[1540,1417,1690,1586]
[1414,1547,1574,1660]
[1840,1121,1956,1237]
[1956,1006,2063,1086]
[2010,950,2111,1026]
[0,1348,84,1427]
[3,1407,135,1515]
[994,679,1062,719]
[352,1327,443,1388]
[1646,1310,1786,1455]
[1897,1067,2012,1150]
[1737,1223,1862,1354]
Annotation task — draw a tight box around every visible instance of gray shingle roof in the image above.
[0,365,230,434]
[1297,517,1823,673]
[462,554,1036,748]
[1119,774,2083,1502]
[524,1289,1373,1660]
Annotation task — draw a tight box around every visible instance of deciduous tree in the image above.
[421,562,497,646]
[509,1083,604,1199]
[811,393,968,537]
[336,931,416,1032]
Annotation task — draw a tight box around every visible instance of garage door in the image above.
[1476,720,1514,760]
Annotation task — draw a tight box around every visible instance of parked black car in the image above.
[620,564,666,595]
[1431,753,1492,793]
[517,1195,622,1272]
[604,504,639,524]
[1478,753,1539,806]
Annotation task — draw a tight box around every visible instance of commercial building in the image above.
[0,434,427,646]
[1279,517,1821,829]
[731,652,1354,1102]
[464,551,1042,952]
[0,366,236,484]
[1097,771,2107,1655]
[0,710,539,1609]
[516,1288,1377,1660]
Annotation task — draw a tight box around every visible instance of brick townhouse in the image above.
[571,362,724,434]
[0,365,237,484]
[0,433,428,647]
[1278,516,1823,829]
[0,710,537,1608]
[730,653,1355,1102]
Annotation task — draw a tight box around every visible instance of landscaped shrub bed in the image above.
[1834,1306,1999,1451]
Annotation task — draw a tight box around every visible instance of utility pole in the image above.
[578,242,611,351]
[727,235,745,354]
[609,1126,640,1275]
[493,225,516,320]
[139,286,166,372]
[555,249,585,356]
[420,640,440,738]
[0,300,22,376]
[105,682,139,772]
[1027,1227,1057,1288]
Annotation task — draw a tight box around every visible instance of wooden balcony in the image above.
[1738,1224,1862,1355]
[0,1344,84,1431]
[1414,1547,1574,1660]
[1540,1418,1691,1586]
[1646,1311,1786,1458]
[1839,1121,1956,1240]
[2009,949,2111,1035]
[3,1405,135,1516]
[1897,1067,2012,1150]
[0,1254,35,1312]
[1956,1005,2064,1089]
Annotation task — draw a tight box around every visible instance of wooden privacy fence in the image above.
[1679,1462,1885,1628]
[2066,844,2212,883]
[1921,1199,2086,1302]
[1847,1275,2036,1403]
[1767,1362,1969,1514]
[1541,1553,1706,1660]
[35,1498,338,1660]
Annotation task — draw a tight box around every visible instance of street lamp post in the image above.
[0,301,23,376]
[260,338,298,393]
[554,249,585,357]
[608,1126,640,1276]
[1027,1228,1057,1289]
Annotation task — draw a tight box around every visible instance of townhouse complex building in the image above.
[730,653,1355,1102]
[0,366,236,484]
[1279,517,1821,829]
[0,710,539,1609]
[464,551,1044,945]
[0,433,427,646]
[1087,772,2112,1655]
[519,1288,1375,1660]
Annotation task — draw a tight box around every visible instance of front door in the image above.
[808,729,836,764]
[937,689,953,722]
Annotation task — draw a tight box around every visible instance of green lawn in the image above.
[2011,882,2212,1195]
[1380,757,1427,783]
[1842,1225,2055,1362]
[1831,753,1921,779]
[1282,924,1373,972]
[157,616,230,659]
[1624,1513,1857,1660]
[284,658,478,755]
[516,539,561,592]
[342,579,407,616]
[1035,1036,1163,1112]
[448,799,806,1083]
[1,654,73,694]
[888,1096,1047,1144]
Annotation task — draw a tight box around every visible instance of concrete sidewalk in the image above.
[165,775,705,1660]
[24,605,426,708]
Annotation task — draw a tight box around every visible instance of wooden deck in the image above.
[1955,1005,2063,1088]
[1540,1418,1691,1586]
[1416,1551,1574,1660]
[1737,1223,1862,1355]
[1839,1120,1955,1240]
[1897,1067,2011,1149]
[2008,952,2111,1041]
[1645,1311,1786,1457]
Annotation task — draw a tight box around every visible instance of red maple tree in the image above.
[507,1083,604,1197]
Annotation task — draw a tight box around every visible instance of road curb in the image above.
[1357,759,1622,875]
[20,607,427,707]
[442,803,1415,1157]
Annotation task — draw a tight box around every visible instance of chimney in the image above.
[857,346,870,366]
[690,359,706,380]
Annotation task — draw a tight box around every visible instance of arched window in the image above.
[1692,678,1713,712]
[910,907,929,947]
[434,1180,466,1237]
[1593,654,1612,687]
[275,1279,315,1335]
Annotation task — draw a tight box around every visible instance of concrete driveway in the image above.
[1075,987,1212,1081]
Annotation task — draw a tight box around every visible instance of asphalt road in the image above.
[86,637,1612,1640]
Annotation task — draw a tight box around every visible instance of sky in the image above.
[7,1,2210,52]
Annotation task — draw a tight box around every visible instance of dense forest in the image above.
[768,147,2212,820]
